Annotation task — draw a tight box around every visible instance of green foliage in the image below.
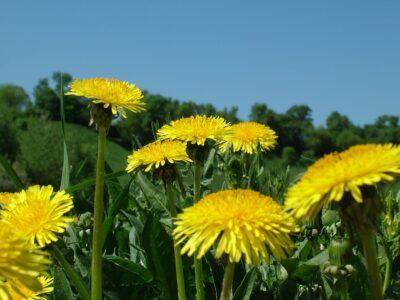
[0,84,31,112]
[336,129,364,150]
[304,127,335,157]
[326,111,353,135]
[15,118,128,187]
[115,93,239,147]
[20,71,400,165]
[1,71,400,299]
[0,112,19,162]
[31,72,89,125]
[282,147,298,165]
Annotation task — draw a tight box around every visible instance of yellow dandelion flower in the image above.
[0,193,17,207]
[285,144,400,220]
[157,115,230,146]
[5,276,53,300]
[1,185,74,247]
[219,122,277,154]
[0,225,50,300]
[126,140,192,173]
[66,77,144,117]
[174,189,298,265]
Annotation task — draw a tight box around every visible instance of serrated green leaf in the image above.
[102,179,133,247]
[142,212,176,300]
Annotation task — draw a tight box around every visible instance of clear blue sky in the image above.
[1,1,399,125]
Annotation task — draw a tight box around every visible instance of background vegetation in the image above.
[1,72,400,191]
[1,72,399,299]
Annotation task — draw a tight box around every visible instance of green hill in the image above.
[2,118,130,189]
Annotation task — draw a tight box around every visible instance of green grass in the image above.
[0,118,130,190]
[64,122,129,172]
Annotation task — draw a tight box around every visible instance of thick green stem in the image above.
[91,125,106,300]
[359,227,383,300]
[194,161,205,300]
[219,261,235,300]
[166,181,187,300]
[52,245,92,300]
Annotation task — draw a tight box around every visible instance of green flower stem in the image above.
[52,245,92,300]
[359,227,383,300]
[337,280,349,300]
[220,261,235,300]
[174,165,187,198]
[194,160,205,300]
[166,181,187,300]
[379,233,393,294]
[91,125,106,300]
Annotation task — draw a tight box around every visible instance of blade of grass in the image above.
[52,245,91,300]
[0,153,24,190]
[65,170,126,193]
[59,74,70,190]
[233,267,258,300]
[203,148,215,176]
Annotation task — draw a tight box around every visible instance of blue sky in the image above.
[1,1,399,125]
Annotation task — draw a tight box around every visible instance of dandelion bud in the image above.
[322,210,339,226]
[344,264,356,275]
[89,103,113,130]
[330,265,339,275]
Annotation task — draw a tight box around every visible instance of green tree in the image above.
[304,127,335,157]
[220,106,240,123]
[115,93,239,147]
[32,72,89,125]
[336,129,364,150]
[281,105,313,154]
[249,103,283,150]
[0,112,19,161]
[0,84,31,112]
[364,115,400,144]
[115,94,180,147]
[33,78,60,120]
[326,111,353,134]
[282,146,298,165]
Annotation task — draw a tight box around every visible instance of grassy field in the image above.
[1,119,130,190]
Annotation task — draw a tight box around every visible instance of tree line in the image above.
[1,72,399,165]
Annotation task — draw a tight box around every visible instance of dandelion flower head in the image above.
[5,276,53,300]
[220,122,277,154]
[0,225,50,300]
[157,115,230,146]
[126,140,192,173]
[174,189,298,265]
[285,144,400,220]
[1,185,74,247]
[66,77,144,117]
